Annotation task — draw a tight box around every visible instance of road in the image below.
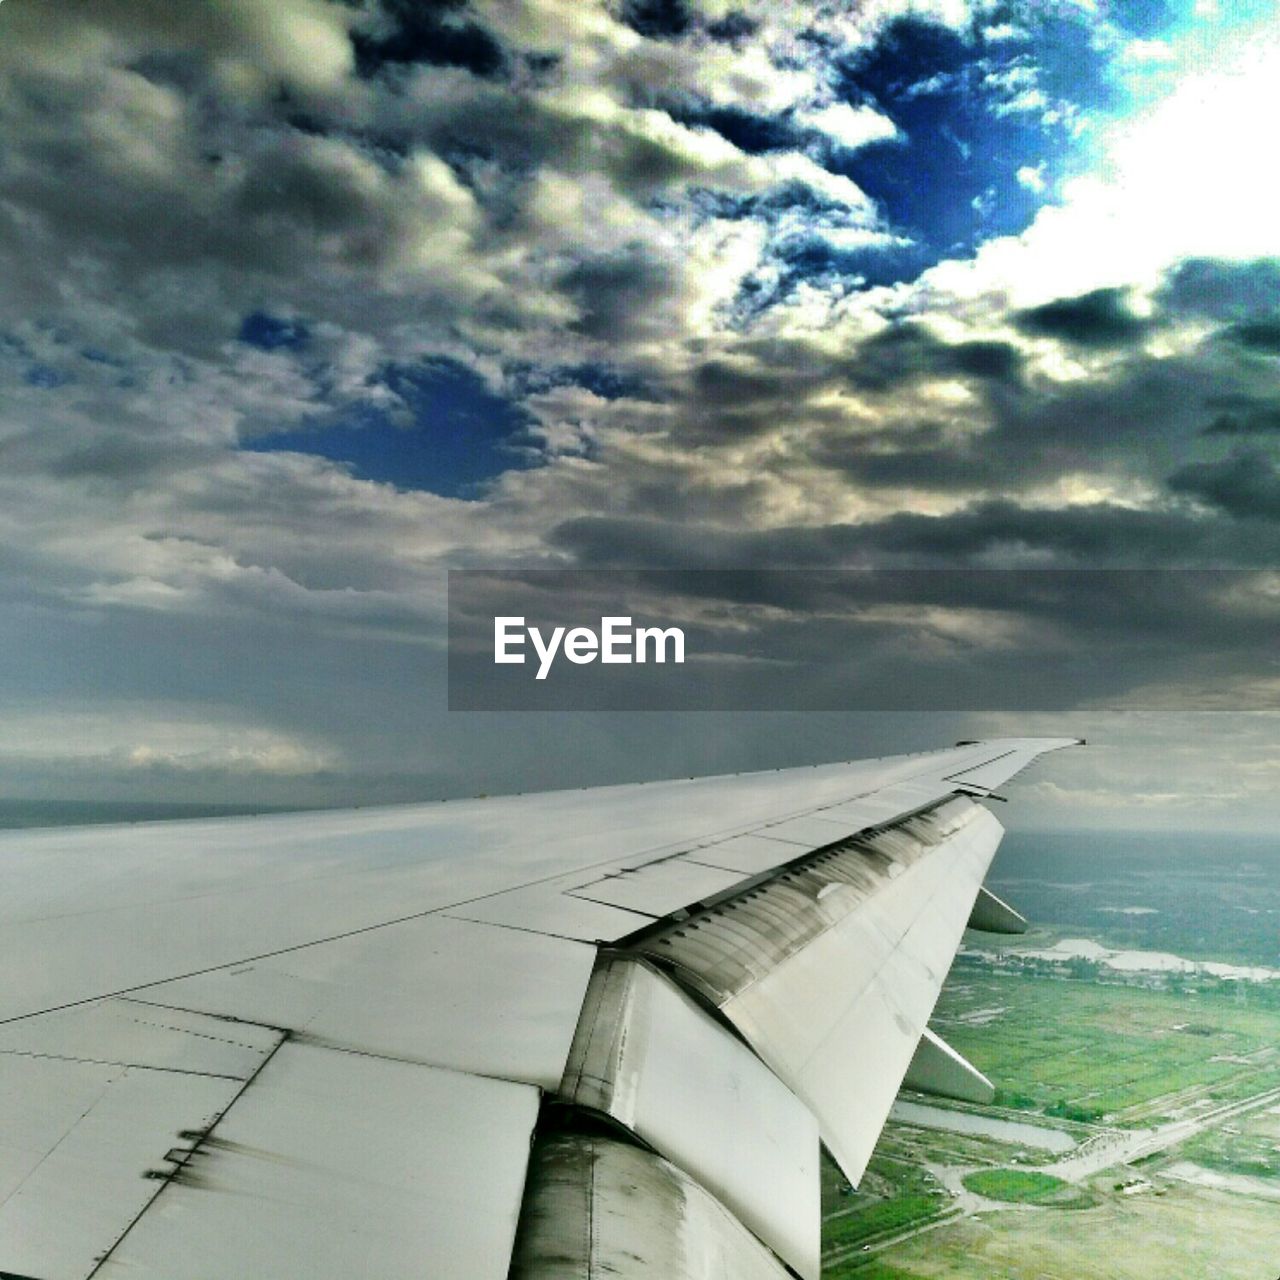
[822,1083,1280,1268]
[1035,1085,1280,1182]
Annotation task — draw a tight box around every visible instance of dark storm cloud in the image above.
[657,264,1280,487]
[863,261,1280,491]
[671,324,1025,443]
[44,435,222,486]
[1217,316,1280,355]
[677,312,1267,493]
[558,245,679,342]
[1013,287,1153,347]
[1158,257,1280,321]
[845,323,1024,391]
[704,12,759,44]
[1201,393,1280,436]
[981,357,1187,456]
[856,500,1257,562]
[1168,450,1280,521]
[847,335,1280,496]
[550,497,1280,570]
[812,432,999,491]
[691,357,811,407]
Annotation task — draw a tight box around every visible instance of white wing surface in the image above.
[0,737,1078,1279]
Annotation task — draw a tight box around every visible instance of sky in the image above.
[2,0,1280,830]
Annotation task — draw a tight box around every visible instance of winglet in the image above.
[902,1028,994,1105]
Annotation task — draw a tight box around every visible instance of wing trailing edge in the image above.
[630,796,1005,1186]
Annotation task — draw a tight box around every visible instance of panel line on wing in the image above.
[84,1032,291,1278]
[90,1044,541,1280]
[0,1050,247,1081]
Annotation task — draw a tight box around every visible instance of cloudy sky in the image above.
[3,0,1280,829]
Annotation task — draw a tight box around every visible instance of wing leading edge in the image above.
[0,736,1079,1278]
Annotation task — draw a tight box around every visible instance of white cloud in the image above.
[964,710,1280,832]
[901,70,954,99]
[796,102,899,150]
[0,0,1277,815]
[0,708,337,776]
[1016,162,1047,192]
[1122,38,1175,65]
[917,22,1280,309]
[983,64,1039,91]
[991,87,1049,116]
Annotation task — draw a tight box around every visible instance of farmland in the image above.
[821,967,1280,1276]
[820,825,1280,1278]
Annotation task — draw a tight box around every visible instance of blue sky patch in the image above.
[25,363,72,389]
[238,311,310,352]
[829,14,1115,272]
[352,0,508,79]
[622,0,693,39]
[507,360,658,403]
[243,357,540,498]
[687,105,794,155]
[1108,0,1178,37]
[678,9,1123,294]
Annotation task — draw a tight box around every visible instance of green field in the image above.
[831,1185,1280,1279]
[820,960,1280,1278]
[935,964,1280,1123]
[1179,1104,1280,1179]
[960,1169,1066,1203]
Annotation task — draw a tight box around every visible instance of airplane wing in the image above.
[0,736,1079,1280]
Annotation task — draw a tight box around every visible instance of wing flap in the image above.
[131,914,598,1090]
[443,884,652,940]
[557,957,820,1279]
[755,814,852,846]
[634,797,1004,1185]
[682,833,803,875]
